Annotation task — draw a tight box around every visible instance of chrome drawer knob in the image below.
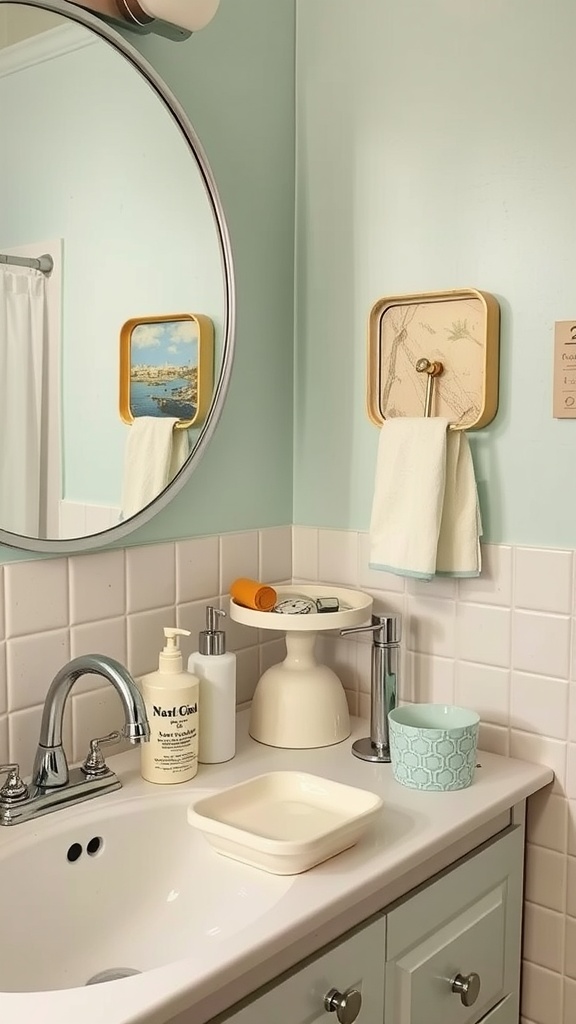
[324,987,362,1024]
[451,971,481,1006]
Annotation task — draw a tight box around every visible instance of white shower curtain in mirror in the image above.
[0,266,46,536]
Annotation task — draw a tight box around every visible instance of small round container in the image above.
[388,704,480,792]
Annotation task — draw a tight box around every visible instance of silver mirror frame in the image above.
[0,0,235,554]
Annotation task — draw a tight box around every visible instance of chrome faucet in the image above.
[0,655,150,826]
[340,614,401,763]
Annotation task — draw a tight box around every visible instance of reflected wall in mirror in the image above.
[0,0,234,552]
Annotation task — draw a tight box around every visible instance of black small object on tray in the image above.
[315,597,340,613]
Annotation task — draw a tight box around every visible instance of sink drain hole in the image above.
[87,835,103,856]
[86,968,142,985]
[66,842,82,863]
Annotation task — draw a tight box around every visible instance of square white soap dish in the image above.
[187,771,382,875]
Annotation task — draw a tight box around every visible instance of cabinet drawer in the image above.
[224,916,385,1024]
[385,827,523,1024]
[477,994,517,1024]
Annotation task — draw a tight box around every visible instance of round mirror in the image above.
[0,0,235,552]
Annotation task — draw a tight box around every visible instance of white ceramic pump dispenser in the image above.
[139,627,199,784]
[188,607,236,764]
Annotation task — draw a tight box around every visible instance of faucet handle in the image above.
[81,731,122,777]
[0,763,29,802]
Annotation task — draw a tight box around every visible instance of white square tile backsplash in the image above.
[5,558,68,637]
[527,790,568,853]
[514,547,573,615]
[318,529,359,586]
[357,532,404,593]
[455,662,509,726]
[409,651,455,705]
[6,629,70,712]
[292,526,318,581]
[525,844,567,913]
[512,609,571,679]
[70,617,128,689]
[522,960,563,1024]
[126,542,176,614]
[219,530,259,593]
[0,643,6,717]
[0,714,7,763]
[568,856,576,915]
[456,601,511,667]
[511,672,569,740]
[568,745,576,801]
[176,536,219,605]
[259,526,292,583]
[1,523,576,1020]
[523,902,564,974]
[458,543,513,606]
[69,549,125,624]
[406,593,456,657]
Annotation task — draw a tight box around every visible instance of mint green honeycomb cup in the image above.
[388,704,480,791]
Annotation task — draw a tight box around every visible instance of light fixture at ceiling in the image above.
[73,0,220,33]
[134,0,220,31]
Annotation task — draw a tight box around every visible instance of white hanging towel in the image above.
[369,417,482,580]
[121,417,190,520]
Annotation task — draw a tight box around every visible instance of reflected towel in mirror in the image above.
[121,417,189,520]
[369,418,482,580]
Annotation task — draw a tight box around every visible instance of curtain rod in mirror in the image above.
[71,0,220,34]
[0,253,54,274]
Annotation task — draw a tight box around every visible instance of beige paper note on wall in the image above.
[553,320,576,418]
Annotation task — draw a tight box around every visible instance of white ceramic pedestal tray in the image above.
[230,585,373,749]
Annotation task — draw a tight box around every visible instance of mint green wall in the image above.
[128,0,296,546]
[0,0,295,561]
[293,0,576,547]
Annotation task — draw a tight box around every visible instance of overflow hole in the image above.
[67,842,83,863]
[87,836,103,856]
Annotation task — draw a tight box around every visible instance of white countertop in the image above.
[1,711,553,1024]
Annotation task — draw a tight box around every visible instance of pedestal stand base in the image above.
[249,632,350,749]
[229,585,373,751]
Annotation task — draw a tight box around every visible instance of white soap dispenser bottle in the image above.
[188,607,236,764]
[139,627,199,784]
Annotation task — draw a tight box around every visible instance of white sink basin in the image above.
[0,789,293,993]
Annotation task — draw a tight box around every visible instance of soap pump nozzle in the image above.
[159,626,191,673]
[199,606,226,656]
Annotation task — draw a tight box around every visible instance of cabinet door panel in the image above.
[225,917,385,1024]
[385,827,523,1024]
[389,883,505,1024]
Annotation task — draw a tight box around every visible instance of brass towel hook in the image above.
[416,358,444,417]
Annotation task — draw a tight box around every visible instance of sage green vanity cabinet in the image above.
[223,916,386,1024]
[216,824,523,1024]
[384,825,522,1024]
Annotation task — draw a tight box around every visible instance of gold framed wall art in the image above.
[367,289,500,431]
[119,313,214,429]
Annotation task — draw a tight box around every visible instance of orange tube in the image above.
[230,578,277,612]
